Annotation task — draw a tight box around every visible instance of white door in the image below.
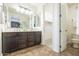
[60,4,67,52]
[44,22,52,48]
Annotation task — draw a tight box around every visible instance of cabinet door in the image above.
[35,32,41,45]
[27,32,35,47]
[17,32,27,49]
[2,32,17,53]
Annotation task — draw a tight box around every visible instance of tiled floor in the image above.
[60,44,79,56]
[5,44,79,56]
[6,45,59,56]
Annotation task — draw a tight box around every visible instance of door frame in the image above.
[59,3,61,53]
[59,4,68,53]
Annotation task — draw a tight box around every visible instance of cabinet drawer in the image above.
[19,32,27,37]
[27,38,35,42]
[27,32,35,42]
[18,44,27,49]
[34,32,41,44]
[2,37,17,53]
[28,41,35,47]
[2,32,41,54]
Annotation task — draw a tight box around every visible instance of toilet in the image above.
[72,38,79,48]
[72,35,79,48]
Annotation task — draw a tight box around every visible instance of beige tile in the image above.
[5,44,79,56]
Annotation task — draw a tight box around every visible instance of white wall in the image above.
[0,6,3,55]
[75,5,79,35]
[44,22,52,48]
[67,4,77,43]
[52,4,60,53]
[64,4,79,44]
[38,4,60,53]
[41,4,53,49]
[44,4,53,22]
[60,4,68,52]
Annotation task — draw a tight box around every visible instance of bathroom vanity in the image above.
[2,31,41,54]
[0,4,42,55]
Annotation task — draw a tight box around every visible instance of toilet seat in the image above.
[72,38,79,43]
[72,38,79,48]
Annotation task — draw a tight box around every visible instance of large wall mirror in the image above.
[0,5,3,24]
[3,4,41,31]
[33,15,40,27]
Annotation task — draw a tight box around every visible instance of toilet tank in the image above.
[72,35,79,43]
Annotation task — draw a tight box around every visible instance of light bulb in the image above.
[20,8,24,14]
[16,6,20,12]
[29,11,32,15]
[25,10,29,15]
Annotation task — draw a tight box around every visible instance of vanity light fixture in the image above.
[16,6,20,12]
[14,5,33,15]
[20,8,25,14]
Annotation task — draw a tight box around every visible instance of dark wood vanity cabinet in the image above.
[2,33,18,53]
[27,32,35,47]
[2,32,41,53]
[17,32,28,49]
[34,32,41,45]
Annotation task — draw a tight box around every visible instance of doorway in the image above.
[60,3,79,56]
